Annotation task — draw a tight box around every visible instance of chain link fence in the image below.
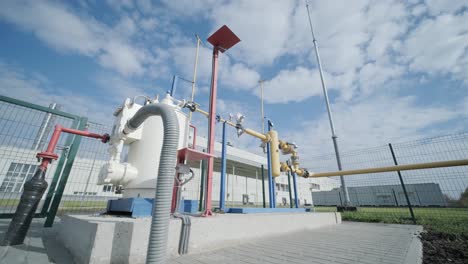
[0,96,116,222]
[310,133,468,232]
[56,121,118,215]
[0,97,77,217]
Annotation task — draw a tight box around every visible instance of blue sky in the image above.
[0,0,467,168]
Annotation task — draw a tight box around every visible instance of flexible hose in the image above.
[125,104,179,264]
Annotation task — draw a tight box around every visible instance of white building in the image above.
[0,135,339,209]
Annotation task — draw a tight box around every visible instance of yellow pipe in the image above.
[280,162,290,172]
[294,168,309,177]
[195,108,209,117]
[310,159,468,178]
[194,107,269,141]
[269,130,281,177]
[244,128,268,142]
[279,141,295,154]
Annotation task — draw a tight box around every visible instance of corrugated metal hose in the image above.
[124,103,179,264]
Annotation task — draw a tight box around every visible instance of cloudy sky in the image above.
[0,0,467,168]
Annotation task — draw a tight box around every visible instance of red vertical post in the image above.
[204,47,219,216]
[204,25,240,216]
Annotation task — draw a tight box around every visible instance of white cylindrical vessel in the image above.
[123,104,188,198]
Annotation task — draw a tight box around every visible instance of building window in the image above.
[0,163,38,192]
[102,184,115,192]
[275,183,289,192]
[73,191,99,196]
[310,183,320,190]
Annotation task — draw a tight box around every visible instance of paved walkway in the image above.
[0,219,422,264]
[169,222,422,264]
[0,219,74,264]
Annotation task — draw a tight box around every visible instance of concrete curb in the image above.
[404,225,424,264]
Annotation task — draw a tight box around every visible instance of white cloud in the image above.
[0,62,112,123]
[283,94,465,168]
[0,1,102,55]
[94,74,150,102]
[221,63,260,91]
[261,66,333,103]
[160,0,218,18]
[366,22,405,61]
[114,16,138,37]
[411,4,428,16]
[0,1,147,76]
[171,45,213,83]
[425,0,468,15]
[0,0,467,167]
[357,63,404,95]
[106,0,134,12]
[209,0,295,66]
[170,44,260,93]
[289,0,370,74]
[402,12,468,83]
[139,17,157,31]
[98,42,145,76]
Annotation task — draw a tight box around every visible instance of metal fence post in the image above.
[261,164,266,208]
[219,121,227,211]
[198,159,206,212]
[44,117,88,227]
[388,143,416,224]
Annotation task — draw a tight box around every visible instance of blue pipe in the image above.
[266,119,276,208]
[266,142,273,208]
[170,75,178,97]
[219,121,227,211]
[292,171,299,208]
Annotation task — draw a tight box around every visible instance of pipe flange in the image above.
[36,152,59,161]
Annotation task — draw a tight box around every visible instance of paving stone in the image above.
[169,222,422,264]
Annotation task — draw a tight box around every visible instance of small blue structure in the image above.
[107,198,154,217]
[107,198,198,217]
[180,199,198,214]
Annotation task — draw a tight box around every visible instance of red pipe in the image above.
[204,47,220,216]
[37,125,109,169]
[61,126,109,141]
[189,124,197,149]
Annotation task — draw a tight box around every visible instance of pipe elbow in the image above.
[280,162,290,172]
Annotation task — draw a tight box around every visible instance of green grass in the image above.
[0,199,107,209]
[315,206,468,234]
[59,200,107,208]
[0,199,19,207]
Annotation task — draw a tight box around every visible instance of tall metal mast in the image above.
[305,0,351,206]
[259,80,265,133]
[188,34,201,122]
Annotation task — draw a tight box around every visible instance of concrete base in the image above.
[56,212,341,264]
